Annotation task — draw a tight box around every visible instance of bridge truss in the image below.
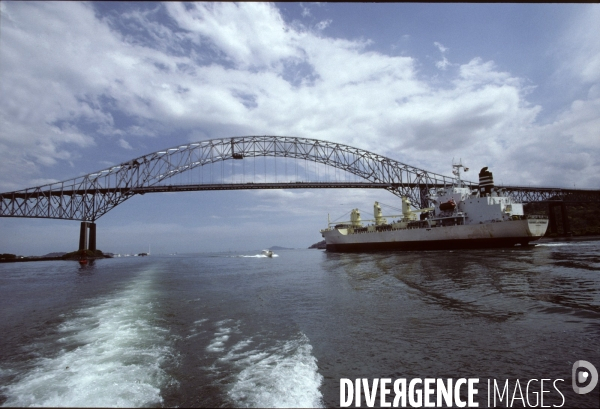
[1,136,598,222]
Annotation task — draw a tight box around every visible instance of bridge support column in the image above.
[79,222,88,251]
[78,222,97,252]
[89,223,97,252]
[560,203,572,236]
[548,203,558,234]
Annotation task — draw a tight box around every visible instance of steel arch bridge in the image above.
[1,135,599,224]
[0,136,462,222]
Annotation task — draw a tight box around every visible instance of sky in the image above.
[1,2,599,255]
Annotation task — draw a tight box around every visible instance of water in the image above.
[1,241,599,407]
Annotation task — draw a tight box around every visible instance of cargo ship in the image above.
[320,164,548,252]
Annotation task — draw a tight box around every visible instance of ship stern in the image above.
[526,215,549,239]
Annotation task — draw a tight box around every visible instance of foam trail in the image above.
[224,333,323,408]
[535,243,573,247]
[2,271,173,407]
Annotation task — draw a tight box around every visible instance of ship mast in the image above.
[452,159,469,187]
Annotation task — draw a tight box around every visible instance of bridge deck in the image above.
[2,182,596,199]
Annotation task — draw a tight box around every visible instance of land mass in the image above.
[0,249,111,263]
[308,240,326,249]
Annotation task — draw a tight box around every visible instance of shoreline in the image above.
[0,255,112,264]
[4,235,600,263]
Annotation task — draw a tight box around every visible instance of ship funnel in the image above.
[479,167,494,196]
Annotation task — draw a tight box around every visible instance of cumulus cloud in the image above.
[164,2,301,70]
[0,1,599,195]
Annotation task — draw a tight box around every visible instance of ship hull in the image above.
[323,218,548,252]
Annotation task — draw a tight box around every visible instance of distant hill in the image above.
[42,252,67,258]
[308,240,326,249]
[268,246,294,250]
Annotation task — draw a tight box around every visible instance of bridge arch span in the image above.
[1,136,464,221]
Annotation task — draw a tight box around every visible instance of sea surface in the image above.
[1,240,599,408]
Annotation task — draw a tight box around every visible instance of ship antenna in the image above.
[452,159,468,187]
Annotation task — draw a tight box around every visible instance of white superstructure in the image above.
[320,164,549,252]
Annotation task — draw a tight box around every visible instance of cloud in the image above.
[434,41,450,70]
[315,19,332,31]
[118,139,133,150]
[301,4,311,18]
[164,2,301,70]
[0,2,111,189]
[559,5,600,84]
[434,42,448,53]
[1,1,599,196]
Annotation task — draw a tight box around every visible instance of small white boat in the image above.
[262,250,274,257]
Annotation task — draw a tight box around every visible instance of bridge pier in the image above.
[78,222,96,252]
[547,202,571,236]
[560,202,572,236]
[89,223,97,252]
[548,203,558,234]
